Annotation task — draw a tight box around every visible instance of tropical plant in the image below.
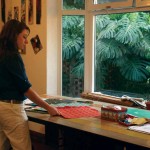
[62,11,150,98]
[95,12,150,98]
[62,16,84,96]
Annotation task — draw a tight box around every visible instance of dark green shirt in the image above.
[0,53,32,101]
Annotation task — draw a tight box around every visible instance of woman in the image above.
[0,19,60,150]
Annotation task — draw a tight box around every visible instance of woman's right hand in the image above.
[47,105,60,116]
[24,88,61,116]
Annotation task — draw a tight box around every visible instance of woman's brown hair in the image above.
[0,19,30,57]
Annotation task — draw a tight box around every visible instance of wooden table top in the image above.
[26,95,150,148]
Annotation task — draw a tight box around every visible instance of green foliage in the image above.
[96,38,127,60]
[62,15,84,96]
[63,0,85,9]
[120,57,150,81]
[62,16,84,60]
[95,12,150,83]
[62,11,150,97]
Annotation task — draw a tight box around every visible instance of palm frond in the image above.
[97,20,118,39]
[63,16,79,29]
[96,39,127,61]
[120,57,150,81]
[62,36,82,59]
[71,62,84,77]
[96,15,110,30]
[116,16,143,44]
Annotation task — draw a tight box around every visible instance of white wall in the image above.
[46,0,58,95]
[22,0,47,95]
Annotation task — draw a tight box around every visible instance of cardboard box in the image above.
[101,105,127,122]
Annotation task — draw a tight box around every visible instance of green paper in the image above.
[127,108,150,118]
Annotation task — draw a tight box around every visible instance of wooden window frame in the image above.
[136,0,150,7]
[88,0,133,10]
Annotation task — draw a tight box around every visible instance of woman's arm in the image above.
[24,87,60,116]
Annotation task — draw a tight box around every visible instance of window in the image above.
[94,11,150,99]
[61,0,85,97]
[59,0,150,100]
[62,15,85,97]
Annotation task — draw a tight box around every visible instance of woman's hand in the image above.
[47,105,60,116]
[24,88,61,116]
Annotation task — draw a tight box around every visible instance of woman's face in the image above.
[17,29,29,50]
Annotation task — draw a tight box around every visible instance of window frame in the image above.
[57,0,94,95]
[87,0,133,10]
[57,0,150,98]
[136,0,150,7]
[92,6,150,100]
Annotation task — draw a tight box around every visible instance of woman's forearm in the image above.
[24,87,60,115]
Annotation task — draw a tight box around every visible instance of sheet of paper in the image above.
[128,123,150,134]
[24,98,46,105]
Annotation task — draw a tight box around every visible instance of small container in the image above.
[101,105,127,122]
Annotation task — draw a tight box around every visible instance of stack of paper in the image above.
[128,123,150,134]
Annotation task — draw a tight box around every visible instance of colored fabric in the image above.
[0,101,32,150]
[57,106,100,119]
[52,102,90,107]
[28,99,92,107]
[0,54,31,101]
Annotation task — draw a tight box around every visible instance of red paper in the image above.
[57,106,100,119]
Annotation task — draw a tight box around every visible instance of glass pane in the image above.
[94,11,150,100]
[94,0,127,4]
[63,0,85,10]
[62,15,85,97]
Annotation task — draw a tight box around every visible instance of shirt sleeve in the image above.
[5,54,32,93]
